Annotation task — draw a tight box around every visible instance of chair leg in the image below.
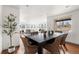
[61,44,68,54]
[61,45,65,54]
[59,45,65,54]
[63,44,67,51]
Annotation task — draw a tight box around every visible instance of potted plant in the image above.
[3,13,17,53]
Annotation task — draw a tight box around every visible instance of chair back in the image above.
[60,33,68,45]
[50,35,64,53]
[20,36,37,54]
[20,36,30,48]
[43,33,68,54]
[50,33,68,46]
[54,35,63,45]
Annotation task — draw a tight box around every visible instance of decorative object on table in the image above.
[44,31,46,38]
[2,13,17,53]
[48,31,51,36]
[48,30,54,36]
[50,31,54,35]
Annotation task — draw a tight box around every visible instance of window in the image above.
[55,18,72,33]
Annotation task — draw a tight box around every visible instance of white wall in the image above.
[20,8,47,31]
[47,16,55,31]
[2,6,20,50]
[0,6,2,52]
[20,7,47,25]
[71,11,79,44]
[47,9,79,44]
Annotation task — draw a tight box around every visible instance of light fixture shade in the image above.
[26,5,29,7]
[65,5,72,8]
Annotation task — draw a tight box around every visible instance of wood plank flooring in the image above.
[65,42,79,54]
[1,40,79,54]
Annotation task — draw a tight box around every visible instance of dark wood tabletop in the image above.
[25,32,63,44]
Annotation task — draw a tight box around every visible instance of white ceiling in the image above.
[7,5,79,16]
[7,5,79,24]
[20,5,79,16]
[18,5,79,24]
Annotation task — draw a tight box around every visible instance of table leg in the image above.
[38,46,43,54]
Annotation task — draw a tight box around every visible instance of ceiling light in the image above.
[65,5,72,8]
[26,5,29,7]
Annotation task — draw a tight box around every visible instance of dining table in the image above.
[24,32,63,54]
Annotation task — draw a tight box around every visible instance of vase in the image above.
[8,46,15,53]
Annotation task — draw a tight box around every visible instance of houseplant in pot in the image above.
[3,13,17,53]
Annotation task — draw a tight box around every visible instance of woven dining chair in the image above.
[59,33,68,53]
[20,36,38,54]
[43,33,68,54]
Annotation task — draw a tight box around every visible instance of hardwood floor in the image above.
[65,42,79,54]
[42,42,79,54]
[1,46,20,54]
[1,40,79,54]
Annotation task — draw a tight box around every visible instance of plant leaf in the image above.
[3,30,8,34]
